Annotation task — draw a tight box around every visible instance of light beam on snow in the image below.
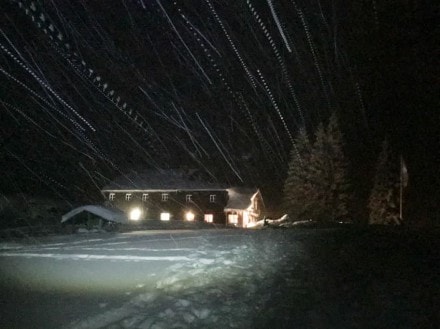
[0,252,209,262]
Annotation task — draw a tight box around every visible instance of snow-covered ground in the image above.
[0,227,438,328]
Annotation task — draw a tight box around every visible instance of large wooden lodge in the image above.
[101,170,264,228]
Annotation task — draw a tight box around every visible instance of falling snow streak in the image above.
[171,102,210,159]
[5,150,71,201]
[355,80,369,130]
[0,100,89,159]
[0,65,85,132]
[256,68,303,167]
[290,0,331,111]
[257,69,294,145]
[0,56,119,171]
[10,0,154,140]
[175,2,270,159]
[371,0,379,29]
[155,0,212,85]
[196,113,243,182]
[1,0,388,199]
[236,93,276,160]
[204,0,257,91]
[178,11,245,122]
[266,116,289,165]
[246,0,305,127]
[0,39,95,131]
[174,4,282,178]
[1,100,60,142]
[178,13,221,58]
[266,0,292,53]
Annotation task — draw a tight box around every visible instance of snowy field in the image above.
[0,227,439,329]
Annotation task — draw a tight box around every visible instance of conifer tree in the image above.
[309,115,351,220]
[325,114,351,219]
[283,113,351,221]
[282,128,313,219]
[368,139,401,225]
[307,123,331,219]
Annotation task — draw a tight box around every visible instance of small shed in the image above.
[61,205,129,227]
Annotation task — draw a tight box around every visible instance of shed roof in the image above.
[61,205,129,224]
[101,169,226,191]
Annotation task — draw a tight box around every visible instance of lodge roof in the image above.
[101,169,227,191]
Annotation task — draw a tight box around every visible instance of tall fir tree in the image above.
[282,128,313,219]
[368,139,401,225]
[283,113,351,221]
[325,114,351,219]
[308,123,331,219]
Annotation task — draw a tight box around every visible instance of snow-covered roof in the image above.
[225,187,259,211]
[101,169,226,192]
[61,205,129,224]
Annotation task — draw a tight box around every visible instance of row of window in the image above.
[109,193,217,203]
[159,212,214,223]
[156,212,238,225]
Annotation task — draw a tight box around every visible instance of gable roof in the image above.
[101,169,227,191]
[225,187,260,210]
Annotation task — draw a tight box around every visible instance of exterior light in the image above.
[160,212,170,221]
[185,211,195,221]
[129,207,142,221]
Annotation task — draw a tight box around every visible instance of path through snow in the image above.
[1,228,438,328]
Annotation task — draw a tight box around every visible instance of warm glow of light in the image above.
[228,214,238,225]
[246,221,257,228]
[160,212,170,221]
[204,214,213,223]
[185,211,195,221]
[242,211,249,228]
[129,207,142,221]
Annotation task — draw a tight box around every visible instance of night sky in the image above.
[1,1,438,221]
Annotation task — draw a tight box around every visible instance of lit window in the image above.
[186,194,192,202]
[125,193,132,201]
[185,211,195,221]
[228,214,238,225]
[109,193,115,201]
[142,193,149,201]
[162,193,169,202]
[204,214,213,223]
[209,194,216,203]
[160,212,170,221]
